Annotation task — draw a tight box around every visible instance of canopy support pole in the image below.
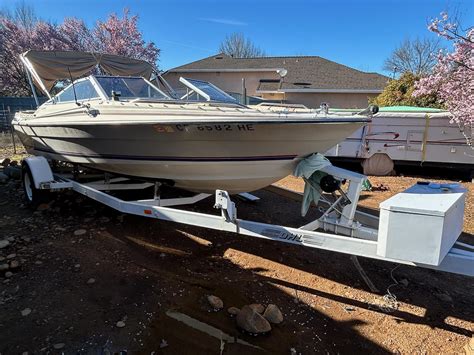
[24,63,39,107]
[20,55,52,100]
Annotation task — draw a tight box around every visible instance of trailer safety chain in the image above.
[368,265,400,313]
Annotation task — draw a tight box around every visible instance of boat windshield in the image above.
[96,76,171,100]
[179,77,238,103]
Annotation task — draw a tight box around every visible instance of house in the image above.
[163,53,389,109]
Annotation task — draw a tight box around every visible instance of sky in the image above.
[1,0,473,75]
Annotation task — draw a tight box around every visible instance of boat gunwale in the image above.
[13,118,370,127]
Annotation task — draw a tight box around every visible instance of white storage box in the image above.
[377,182,466,265]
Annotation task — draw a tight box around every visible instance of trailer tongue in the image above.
[22,156,474,277]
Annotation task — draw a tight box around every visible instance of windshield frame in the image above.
[179,77,238,103]
[94,75,172,101]
[43,77,107,106]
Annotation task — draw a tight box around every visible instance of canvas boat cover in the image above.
[22,50,155,93]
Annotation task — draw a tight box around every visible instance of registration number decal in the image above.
[153,125,175,133]
[175,124,255,132]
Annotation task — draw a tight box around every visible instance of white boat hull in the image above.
[14,117,365,193]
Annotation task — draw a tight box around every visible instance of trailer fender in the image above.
[22,156,54,188]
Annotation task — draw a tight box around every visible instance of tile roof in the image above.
[168,53,389,91]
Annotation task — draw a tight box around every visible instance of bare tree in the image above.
[14,1,37,29]
[0,1,37,28]
[219,33,265,58]
[383,37,441,76]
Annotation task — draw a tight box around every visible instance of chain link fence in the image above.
[0,97,47,153]
[0,97,48,133]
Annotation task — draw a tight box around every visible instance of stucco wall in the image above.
[163,71,377,109]
[282,92,375,109]
[163,71,279,96]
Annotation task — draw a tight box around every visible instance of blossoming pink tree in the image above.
[93,9,158,64]
[0,18,66,95]
[0,9,159,96]
[413,12,473,148]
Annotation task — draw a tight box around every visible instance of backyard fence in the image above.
[0,97,47,132]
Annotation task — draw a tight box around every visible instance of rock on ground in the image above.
[116,321,126,328]
[36,203,50,211]
[21,308,32,316]
[236,305,272,334]
[160,339,168,348]
[436,293,453,303]
[0,172,8,183]
[227,306,240,316]
[248,303,265,314]
[0,240,10,249]
[207,295,223,310]
[263,304,284,324]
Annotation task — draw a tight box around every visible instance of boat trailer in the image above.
[22,156,474,277]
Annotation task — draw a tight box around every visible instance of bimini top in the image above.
[21,50,155,96]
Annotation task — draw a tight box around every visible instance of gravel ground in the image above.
[0,143,473,354]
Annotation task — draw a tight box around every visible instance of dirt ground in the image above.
[0,143,473,354]
[274,175,474,235]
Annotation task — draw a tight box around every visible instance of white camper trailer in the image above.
[324,106,473,176]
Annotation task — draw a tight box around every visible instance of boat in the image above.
[323,106,473,176]
[12,50,372,193]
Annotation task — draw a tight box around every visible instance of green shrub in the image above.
[370,72,443,108]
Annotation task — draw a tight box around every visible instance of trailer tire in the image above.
[22,162,50,208]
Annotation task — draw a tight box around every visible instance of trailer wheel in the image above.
[22,162,50,208]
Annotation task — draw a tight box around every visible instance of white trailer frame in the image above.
[22,156,474,277]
